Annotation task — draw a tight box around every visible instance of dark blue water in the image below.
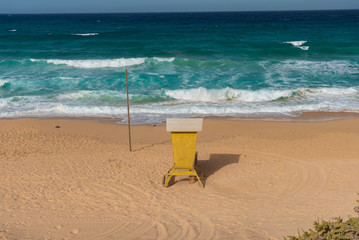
[1,10,359,123]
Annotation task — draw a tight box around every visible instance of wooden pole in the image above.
[126,69,132,152]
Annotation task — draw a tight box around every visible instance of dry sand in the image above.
[0,118,359,239]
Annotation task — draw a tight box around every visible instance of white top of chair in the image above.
[166,118,203,132]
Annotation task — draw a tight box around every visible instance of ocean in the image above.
[0,10,358,124]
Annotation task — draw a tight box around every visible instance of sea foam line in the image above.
[22,87,357,106]
[1,86,358,124]
[1,97,358,124]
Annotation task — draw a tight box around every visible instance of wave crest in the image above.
[284,41,309,50]
[152,57,175,62]
[30,58,147,68]
[71,33,99,36]
[29,57,176,68]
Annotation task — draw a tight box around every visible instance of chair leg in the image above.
[164,164,205,188]
[189,176,194,184]
[163,166,175,187]
[169,176,175,185]
[195,172,204,188]
[163,174,173,187]
[190,152,199,184]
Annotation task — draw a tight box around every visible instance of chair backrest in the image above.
[166,118,203,132]
[166,118,203,169]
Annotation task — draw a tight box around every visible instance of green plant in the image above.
[286,194,359,240]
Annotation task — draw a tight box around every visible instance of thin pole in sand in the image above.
[126,69,132,152]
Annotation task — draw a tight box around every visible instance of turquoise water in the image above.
[0,11,359,123]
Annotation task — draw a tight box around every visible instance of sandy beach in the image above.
[1,117,359,239]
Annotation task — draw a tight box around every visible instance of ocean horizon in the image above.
[2,8,358,14]
[1,10,358,124]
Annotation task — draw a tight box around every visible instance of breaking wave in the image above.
[30,58,146,68]
[284,41,309,50]
[0,79,9,87]
[29,57,175,68]
[165,87,358,103]
[1,86,358,124]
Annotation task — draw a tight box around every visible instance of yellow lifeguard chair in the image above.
[163,118,205,187]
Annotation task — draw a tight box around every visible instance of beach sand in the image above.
[1,118,359,239]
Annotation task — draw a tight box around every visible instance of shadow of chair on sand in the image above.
[166,153,241,187]
[198,153,241,182]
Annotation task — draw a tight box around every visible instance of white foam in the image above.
[165,87,295,103]
[0,99,7,109]
[29,57,177,68]
[0,95,121,118]
[147,72,160,76]
[285,41,307,47]
[153,57,175,62]
[263,60,359,87]
[284,41,309,50]
[306,87,357,96]
[30,58,147,68]
[8,29,17,32]
[115,99,359,124]
[1,94,358,124]
[58,77,76,80]
[39,104,120,117]
[55,90,127,101]
[72,33,99,36]
[299,46,309,50]
[1,86,358,124]
[0,79,9,87]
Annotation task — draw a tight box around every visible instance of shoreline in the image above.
[1,111,359,125]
